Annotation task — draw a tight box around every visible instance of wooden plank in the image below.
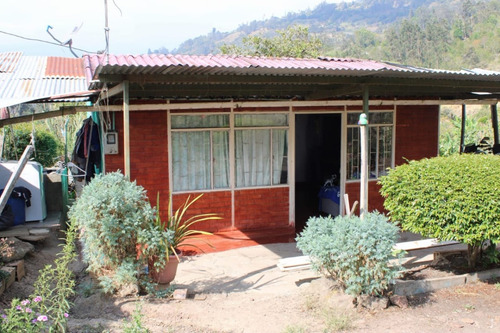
[7,260,25,281]
[394,239,460,252]
[277,256,312,272]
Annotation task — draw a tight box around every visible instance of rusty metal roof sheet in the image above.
[83,53,500,83]
[0,53,90,108]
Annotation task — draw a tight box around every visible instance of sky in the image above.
[0,0,343,57]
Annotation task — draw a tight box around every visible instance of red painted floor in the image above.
[178,226,297,256]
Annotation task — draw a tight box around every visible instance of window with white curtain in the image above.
[171,115,229,191]
[346,112,393,180]
[171,113,288,191]
[234,114,288,188]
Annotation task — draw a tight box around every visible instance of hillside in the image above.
[151,0,436,55]
[149,0,500,71]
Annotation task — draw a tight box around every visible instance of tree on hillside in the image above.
[219,25,323,58]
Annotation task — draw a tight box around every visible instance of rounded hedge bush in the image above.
[379,154,500,268]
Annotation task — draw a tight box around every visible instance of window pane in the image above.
[378,126,392,176]
[272,129,288,185]
[347,128,360,179]
[172,115,229,129]
[370,112,393,124]
[347,112,393,125]
[347,113,361,125]
[172,131,211,191]
[235,114,288,127]
[213,131,230,189]
[235,129,271,187]
[369,127,378,178]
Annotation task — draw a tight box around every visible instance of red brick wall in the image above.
[234,187,290,230]
[104,110,169,206]
[395,105,440,165]
[345,181,386,214]
[172,191,232,232]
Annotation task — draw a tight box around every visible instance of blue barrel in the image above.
[0,188,27,225]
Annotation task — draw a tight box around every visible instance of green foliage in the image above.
[122,302,150,333]
[296,213,403,297]
[2,124,62,167]
[439,105,493,156]
[220,25,323,58]
[379,154,500,267]
[138,193,218,270]
[68,172,155,293]
[1,220,77,332]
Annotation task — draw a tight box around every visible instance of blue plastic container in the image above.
[0,189,26,225]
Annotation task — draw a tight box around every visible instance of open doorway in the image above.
[295,114,341,233]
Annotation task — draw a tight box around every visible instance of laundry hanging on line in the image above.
[72,117,101,182]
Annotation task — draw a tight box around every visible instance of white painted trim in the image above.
[229,104,235,228]
[392,104,397,169]
[340,105,347,215]
[288,105,295,227]
[92,99,499,113]
[167,108,173,210]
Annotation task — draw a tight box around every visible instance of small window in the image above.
[347,111,393,180]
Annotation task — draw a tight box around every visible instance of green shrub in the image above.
[3,125,62,167]
[379,154,500,268]
[1,220,77,332]
[68,172,155,293]
[296,213,403,297]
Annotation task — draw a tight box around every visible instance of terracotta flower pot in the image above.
[148,251,182,284]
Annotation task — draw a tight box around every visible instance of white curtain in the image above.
[235,129,288,187]
[213,131,230,188]
[235,130,270,187]
[172,131,211,191]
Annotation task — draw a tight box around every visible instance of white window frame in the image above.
[168,111,290,193]
[169,113,230,192]
[345,108,396,182]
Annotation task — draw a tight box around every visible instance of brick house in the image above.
[82,54,500,241]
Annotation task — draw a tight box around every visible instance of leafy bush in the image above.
[379,154,500,268]
[1,220,77,332]
[3,124,62,167]
[68,172,155,293]
[296,213,403,297]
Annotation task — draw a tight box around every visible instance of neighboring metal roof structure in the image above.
[83,54,500,101]
[0,52,91,108]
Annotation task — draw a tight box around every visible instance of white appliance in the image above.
[0,161,47,222]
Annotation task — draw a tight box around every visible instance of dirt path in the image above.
[3,233,500,332]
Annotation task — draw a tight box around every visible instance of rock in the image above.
[389,295,409,308]
[0,237,34,262]
[357,295,390,311]
[116,283,139,297]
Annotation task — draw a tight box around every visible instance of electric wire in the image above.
[0,30,96,54]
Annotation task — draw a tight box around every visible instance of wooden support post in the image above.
[460,104,466,153]
[492,104,499,146]
[123,80,130,178]
[0,144,34,213]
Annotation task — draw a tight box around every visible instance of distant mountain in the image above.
[150,0,440,55]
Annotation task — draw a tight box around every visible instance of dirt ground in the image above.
[3,232,500,333]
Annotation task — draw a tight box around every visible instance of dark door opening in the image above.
[295,114,341,234]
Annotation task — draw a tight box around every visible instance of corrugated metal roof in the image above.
[0,52,22,73]
[0,53,90,108]
[83,54,500,83]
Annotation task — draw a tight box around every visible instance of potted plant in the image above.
[140,193,220,284]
